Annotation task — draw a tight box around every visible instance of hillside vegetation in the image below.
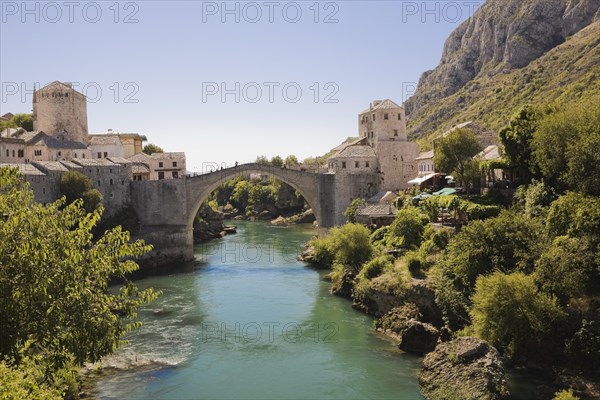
[406,0,600,140]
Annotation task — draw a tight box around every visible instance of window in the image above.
[58,151,61,156]
[159,162,164,168]
[355,161,359,168]
[97,152,101,159]
[365,161,370,168]
[158,171,165,180]
[18,149,24,158]
[172,171,179,178]
[5,149,8,157]
[103,152,108,158]
[34,150,42,156]
[82,154,86,158]
[12,150,15,157]
[74,153,77,158]
[384,113,389,120]
[42,188,46,194]
[372,113,376,121]
[110,179,114,185]
[398,114,402,120]
[109,169,113,173]
[97,180,101,186]
[394,129,398,137]
[342,161,346,169]
[173,161,178,167]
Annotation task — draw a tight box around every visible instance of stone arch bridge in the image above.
[130,163,369,268]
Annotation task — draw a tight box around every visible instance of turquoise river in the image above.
[92,221,534,399]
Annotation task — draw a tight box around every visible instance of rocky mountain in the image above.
[405,0,600,140]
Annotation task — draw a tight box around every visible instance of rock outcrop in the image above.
[419,337,510,400]
[405,0,600,138]
[406,0,600,112]
[193,203,225,242]
[354,279,443,326]
[375,304,439,355]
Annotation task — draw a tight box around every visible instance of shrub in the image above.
[359,255,392,280]
[553,389,580,400]
[308,224,373,272]
[388,207,428,249]
[405,252,423,278]
[441,211,546,292]
[471,272,565,360]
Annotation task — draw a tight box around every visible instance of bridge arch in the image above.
[184,163,322,230]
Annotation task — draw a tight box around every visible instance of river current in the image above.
[94,221,424,399]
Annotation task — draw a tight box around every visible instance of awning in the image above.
[413,192,433,200]
[407,173,437,185]
[433,187,457,196]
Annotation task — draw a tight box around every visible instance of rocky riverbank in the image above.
[193,203,237,243]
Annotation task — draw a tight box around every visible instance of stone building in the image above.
[24,132,90,162]
[88,130,146,159]
[0,162,57,205]
[128,152,186,180]
[33,81,88,143]
[71,158,132,212]
[358,99,419,191]
[325,99,420,223]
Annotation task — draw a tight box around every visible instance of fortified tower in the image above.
[33,81,88,143]
[359,100,419,191]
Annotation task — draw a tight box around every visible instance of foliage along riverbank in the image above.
[304,98,600,400]
[0,167,159,399]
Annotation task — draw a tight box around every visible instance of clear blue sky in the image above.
[0,0,483,171]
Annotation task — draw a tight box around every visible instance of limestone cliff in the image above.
[405,0,600,139]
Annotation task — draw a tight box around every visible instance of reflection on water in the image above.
[94,222,424,400]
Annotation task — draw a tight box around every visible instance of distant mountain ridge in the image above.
[405,0,600,140]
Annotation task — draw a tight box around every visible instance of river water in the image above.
[93,221,424,400]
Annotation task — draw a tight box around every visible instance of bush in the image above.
[441,211,546,292]
[534,236,597,303]
[0,359,62,400]
[471,272,565,360]
[344,198,367,223]
[406,252,423,278]
[359,255,392,280]
[553,389,580,400]
[388,207,428,249]
[309,224,373,272]
[545,192,600,240]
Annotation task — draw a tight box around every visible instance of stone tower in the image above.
[358,99,419,191]
[33,81,88,143]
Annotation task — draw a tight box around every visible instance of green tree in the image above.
[310,224,373,272]
[11,114,33,131]
[255,155,270,165]
[387,207,428,249]
[534,236,597,304]
[433,128,483,191]
[344,198,367,223]
[441,211,545,292]
[0,167,158,370]
[284,155,299,166]
[545,192,600,240]
[471,271,565,359]
[59,170,102,212]
[532,97,600,195]
[499,105,538,182]
[231,180,251,210]
[142,143,164,155]
[270,155,284,167]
